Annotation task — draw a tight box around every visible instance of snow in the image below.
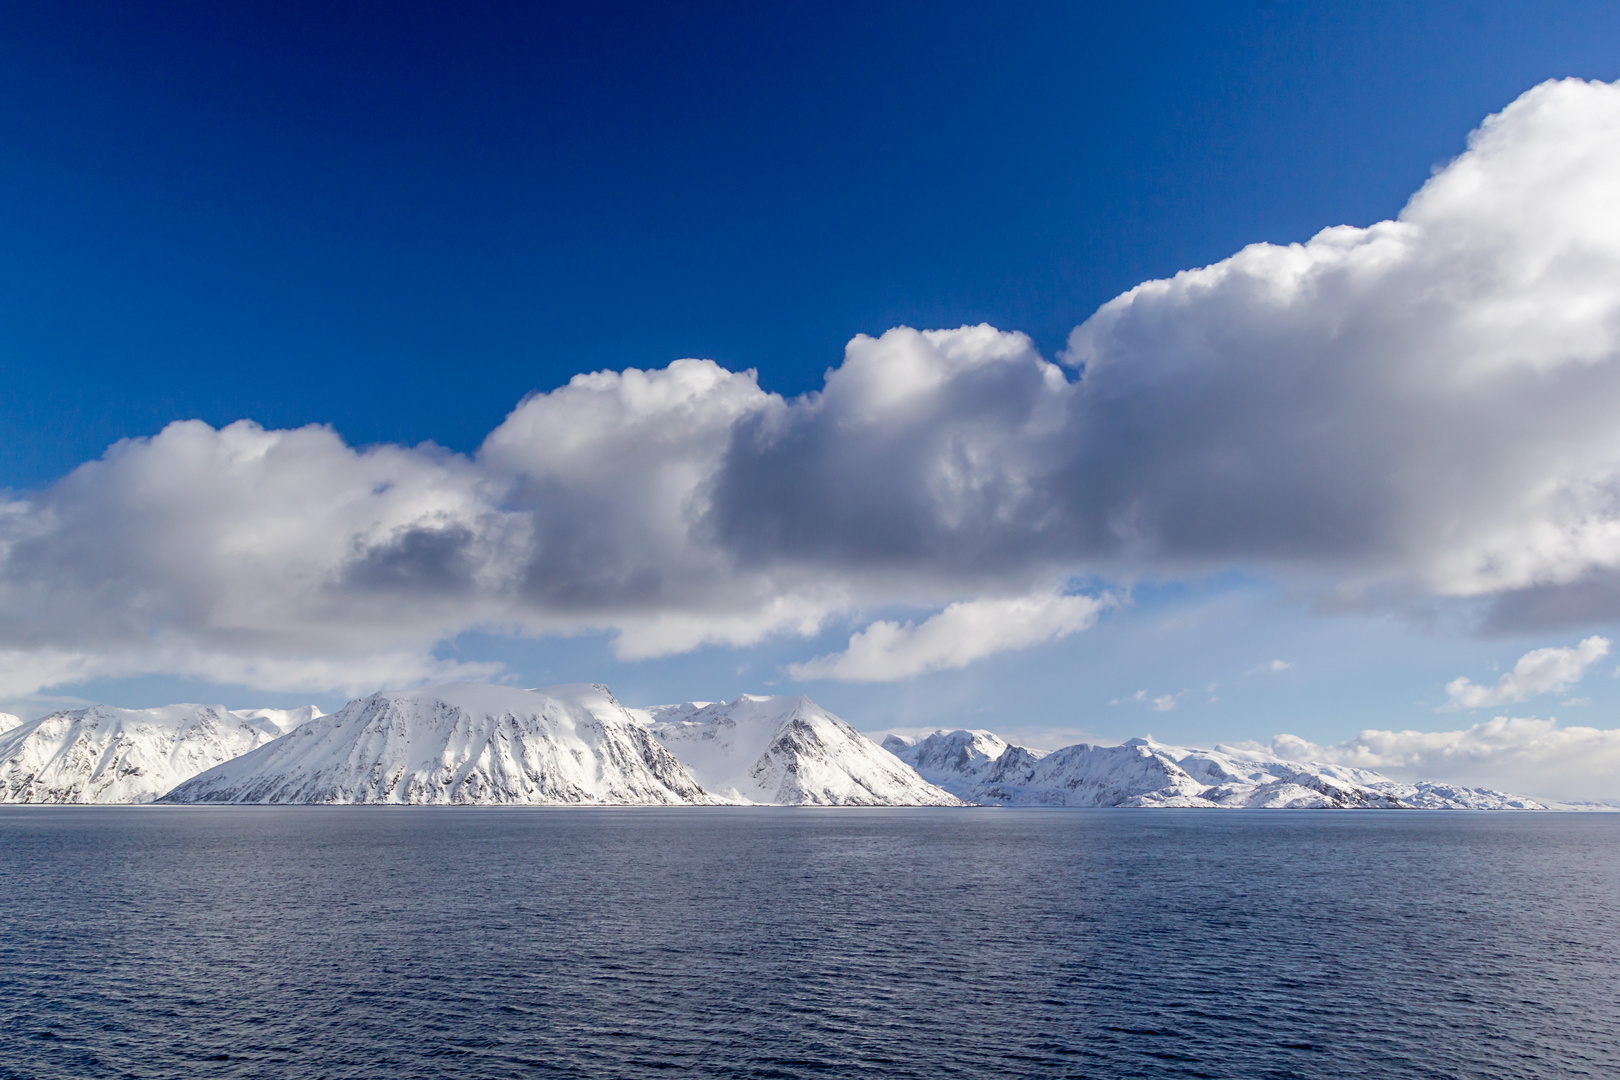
[0,704,308,804]
[230,705,325,734]
[898,730,1548,809]
[0,683,1555,809]
[883,729,1022,798]
[639,694,959,805]
[164,683,717,805]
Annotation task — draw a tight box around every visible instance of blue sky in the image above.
[5,2,1620,794]
[4,0,1614,483]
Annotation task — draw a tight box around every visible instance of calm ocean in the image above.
[1,807,1615,1079]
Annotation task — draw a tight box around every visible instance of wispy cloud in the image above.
[1440,637,1609,710]
[786,589,1112,683]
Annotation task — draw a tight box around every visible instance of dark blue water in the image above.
[1,809,1617,1079]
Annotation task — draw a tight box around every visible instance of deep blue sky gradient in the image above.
[3,0,1618,487]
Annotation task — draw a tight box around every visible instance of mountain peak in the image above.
[647,696,957,806]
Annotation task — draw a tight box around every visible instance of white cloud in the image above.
[5,79,1620,694]
[1440,636,1609,710]
[1150,694,1179,712]
[1061,78,1620,605]
[786,590,1111,682]
[1267,716,1620,801]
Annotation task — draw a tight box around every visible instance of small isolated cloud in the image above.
[1151,694,1179,712]
[786,589,1111,683]
[1246,659,1292,677]
[1267,716,1620,801]
[1440,636,1609,710]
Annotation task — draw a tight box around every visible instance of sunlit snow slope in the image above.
[0,704,320,803]
[164,683,715,805]
[887,732,1545,809]
[642,695,959,805]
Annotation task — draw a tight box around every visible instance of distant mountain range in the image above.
[882,730,1545,810]
[0,683,1551,808]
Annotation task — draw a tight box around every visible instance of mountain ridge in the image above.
[0,703,321,804]
[0,684,1560,808]
[884,730,1546,809]
[164,683,716,805]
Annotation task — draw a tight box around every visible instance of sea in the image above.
[0,808,1616,1079]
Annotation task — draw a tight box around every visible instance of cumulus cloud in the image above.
[709,78,1620,607]
[1267,717,1620,802]
[0,364,808,694]
[1440,636,1610,710]
[785,589,1111,682]
[4,78,1620,693]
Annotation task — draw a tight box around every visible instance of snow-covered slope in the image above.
[1177,741,1546,809]
[0,712,20,735]
[164,683,715,805]
[642,695,959,806]
[0,703,319,804]
[882,729,1017,798]
[897,730,1546,809]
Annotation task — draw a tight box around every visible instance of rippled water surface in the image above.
[1,808,1617,1079]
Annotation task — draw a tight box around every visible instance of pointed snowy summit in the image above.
[883,728,1018,799]
[163,683,715,805]
[643,694,960,806]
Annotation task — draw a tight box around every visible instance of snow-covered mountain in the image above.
[889,731,1546,809]
[164,683,716,805]
[0,703,321,804]
[0,681,1550,810]
[882,729,1017,799]
[640,695,959,806]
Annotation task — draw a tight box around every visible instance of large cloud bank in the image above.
[4,78,1620,694]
